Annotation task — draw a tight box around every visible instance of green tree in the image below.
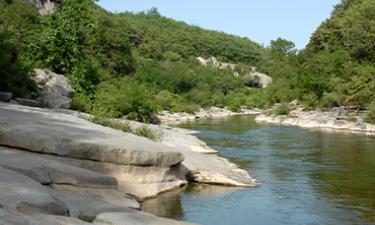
[37,0,98,94]
[270,38,296,55]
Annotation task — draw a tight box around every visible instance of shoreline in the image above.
[157,107,262,125]
[255,108,375,135]
[0,102,257,225]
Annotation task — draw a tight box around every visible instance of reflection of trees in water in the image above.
[179,115,263,134]
[306,131,375,223]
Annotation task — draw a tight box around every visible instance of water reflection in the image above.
[144,116,375,225]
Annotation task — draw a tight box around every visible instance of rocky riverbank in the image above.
[158,107,262,125]
[255,107,375,135]
[0,102,256,224]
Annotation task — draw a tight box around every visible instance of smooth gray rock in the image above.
[0,209,91,225]
[0,103,184,167]
[15,98,39,107]
[0,166,68,215]
[33,69,73,109]
[0,92,13,102]
[40,154,187,201]
[50,184,140,218]
[256,108,375,135]
[94,210,198,225]
[0,146,117,188]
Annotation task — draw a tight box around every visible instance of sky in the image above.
[98,0,342,49]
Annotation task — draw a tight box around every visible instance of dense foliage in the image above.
[263,0,375,108]
[0,0,38,96]
[1,0,374,123]
[0,0,268,122]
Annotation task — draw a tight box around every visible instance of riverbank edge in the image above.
[255,108,375,135]
[157,107,263,125]
[0,102,257,225]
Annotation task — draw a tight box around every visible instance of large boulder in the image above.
[0,92,13,102]
[0,166,68,215]
[94,210,198,225]
[33,69,73,109]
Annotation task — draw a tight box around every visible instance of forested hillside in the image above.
[265,0,375,108]
[0,0,268,122]
[0,0,374,122]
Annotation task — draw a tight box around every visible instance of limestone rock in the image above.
[33,69,73,109]
[94,210,198,225]
[40,155,187,201]
[15,98,39,107]
[0,92,13,102]
[50,185,140,219]
[25,0,62,15]
[0,146,117,188]
[127,120,217,154]
[0,103,184,167]
[0,166,68,215]
[180,149,257,187]
[256,108,375,135]
[0,209,91,225]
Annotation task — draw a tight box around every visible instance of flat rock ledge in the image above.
[0,102,256,224]
[158,107,262,125]
[255,108,375,135]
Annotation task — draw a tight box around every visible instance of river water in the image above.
[142,115,375,225]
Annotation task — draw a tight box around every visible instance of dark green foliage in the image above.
[93,77,160,122]
[30,0,99,94]
[364,104,375,124]
[0,0,37,96]
[117,10,265,65]
[260,0,375,109]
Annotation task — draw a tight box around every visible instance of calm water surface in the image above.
[143,116,375,225]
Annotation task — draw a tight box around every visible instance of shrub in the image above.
[364,104,375,124]
[93,77,160,122]
[228,99,241,112]
[155,90,199,113]
[274,103,291,115]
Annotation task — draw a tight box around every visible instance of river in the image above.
[142,115,375,225]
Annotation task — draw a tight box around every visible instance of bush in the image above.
[274,103,291,115]
[228,98,241,112]
[93,77,160,122]
[364,104,375,124]
[155,90,199,113]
